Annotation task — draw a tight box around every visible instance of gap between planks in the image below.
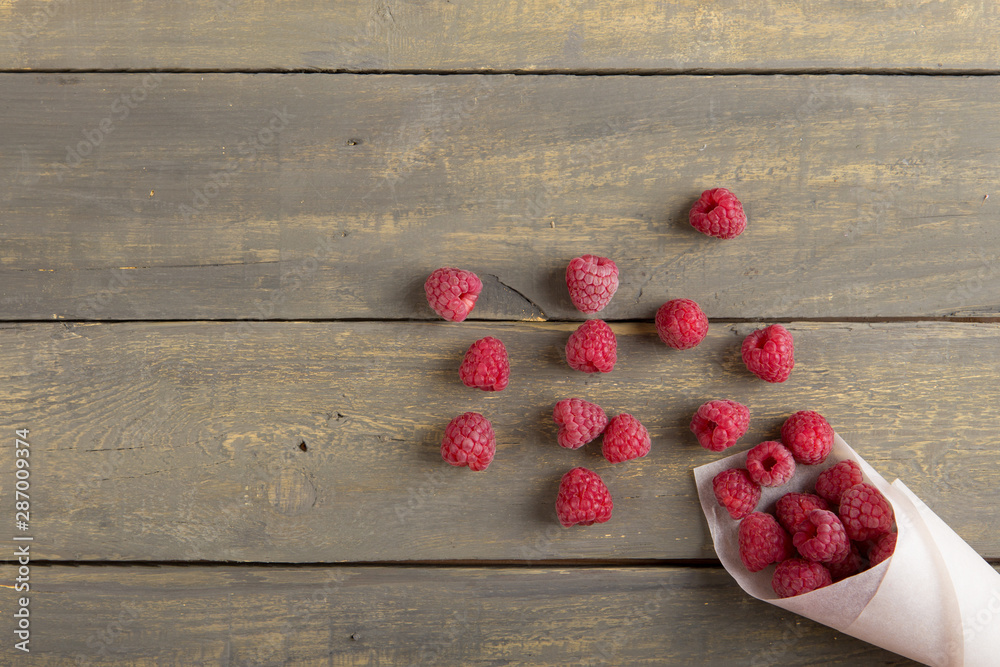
[4,68,1000,76]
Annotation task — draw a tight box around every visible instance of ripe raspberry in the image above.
[553,398,608,450]
[772,558,832,598]
[792,510,850,564]
[602,413,651,463]
[459,337,509,391]
[689,188,747,239]
[655,299,709,350]
[780,410,834,465]
[424,267,482,322]
[565,319,617,373]
[441,412,496,471]
[738,512,793,573]
[566,255,619,314]
[868,531,898,567]
[745,441,796,487]
[839,483,894,541]
[775,492,831,534]
[556,467,613,527]
[690,399,750,452]
[827,543,864,582]
[712,468,761,520]
[815,459,863,504]
[741,324,794,383]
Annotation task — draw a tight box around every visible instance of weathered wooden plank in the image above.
[3,74,1000,321]
[2,320,998,562]
[0,565,921,665]
[0,0,998,72]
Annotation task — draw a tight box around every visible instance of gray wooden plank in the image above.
[3,74,1000,321]
[2,320,998,562]
[0,565,921,665]
[0,0,998,72]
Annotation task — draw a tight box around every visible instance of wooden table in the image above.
[3,2,999,664]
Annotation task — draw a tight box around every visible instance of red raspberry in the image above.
[827,543,864,582]
[689,187,747,239]
[441,412,496,471]
[602,414,651,463]
[655,298,709,350]
[712,468,761,520]
[815,459,863,504]
[741,324,795,383]
[459,337,509,391]
[566,255,619,314]
[792,510,850,564]
[839,483,894,541]
[424,267,482,322]
[553,398,608,450]
[772,558,832,598]
[690,399,750,452]
[556,467,613,527]
[868,531,898,567]
[565,319,617,373]
[738,512,793,572]
[745,441,796,487]
[775,492,830,534]
[780,410,834,465]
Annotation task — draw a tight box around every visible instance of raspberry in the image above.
[815,459,863,504]
[780,411,834,465]
[440,412,496,471]
[565,319,617,373]
[738,512,793,572]
[553,398,608,450]
[556,467,613,527]
[566,255,619,314]
[868,531,898,567]
[827,543,864,582]
[689,188,747,239]
[772,558,832,598]
[690,400,750,452]
[424,268,482,322]
[655,298,709,350]
[775,492,830,534]
[745,441,796,487]
[459,337,510,391]
[602,413,651,463]
[741,324,795,383]
[839,483,894,541]
[792,509,850,564]
[712,468,761,520]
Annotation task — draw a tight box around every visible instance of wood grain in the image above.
[0,564,922,665]
[3,320,998,562]
[1,0,997,72]
[3,74,1000,321]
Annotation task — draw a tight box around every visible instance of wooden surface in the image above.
[1,1,999,72]
[2,1,998,664]
[1,564,930,666]
[3,74,1000,321]
[2,320,999,563]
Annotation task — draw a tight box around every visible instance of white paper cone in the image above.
[694,434,1000,666]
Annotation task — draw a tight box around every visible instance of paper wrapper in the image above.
[694,434,1000,666]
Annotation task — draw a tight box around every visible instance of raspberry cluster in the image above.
[710,409,897,598]
[426,190,805,537]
